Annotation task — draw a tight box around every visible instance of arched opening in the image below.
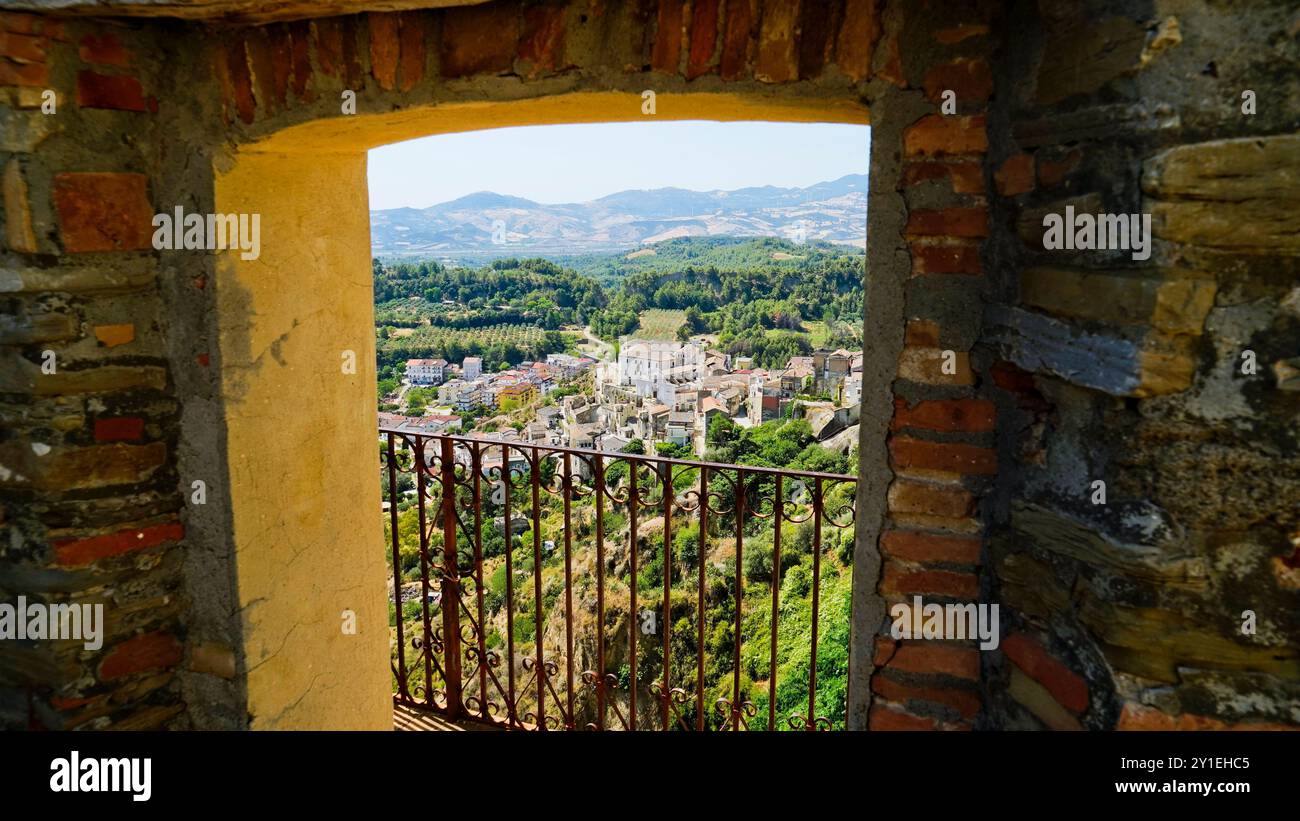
[211,91,872,729]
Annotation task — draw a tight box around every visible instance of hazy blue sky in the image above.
[367,121,870,209]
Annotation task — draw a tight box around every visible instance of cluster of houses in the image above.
[380,352,597,436]
[380,340,863,461]
[405,352,596,412]
[547,338,863,457]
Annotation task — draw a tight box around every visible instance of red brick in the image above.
[877,31,904,86]
[873,675,981,719]
[890,437,997,475]
[50,694,97,711]
[244,29,278,114]
[651,0,685,73]
[440,4,519,77]
[885,641,981,680]
[340,16,364,89]
[995,153,1035,196]
[893,397,996,433]
[719,0,753,81]
[0,60,48,86]
[53,172,154,253]
[53,520,184,567]
[288,21,313,102]
[190,642,237,679]
[923,58,992,105]
[368,12,399,90]
[904,319,940,347]
[870,703,939,730]
[397,12,425,92]
[1001,632,1088,714]
[76,70,150,112]
[1117,703,1294,731]
[518,4,565,78]
[312,17,342,77]
[935,24,989,44]
[881,562,979,598]
[99,631,183,681]
[905,207,988,238]
[0,11,43,35]
[0,30,46,63]
[875,635,897,666]
[686,0,720,79]
[1038,148,1082,188]
[93,322,135,346]
[910,241,983,275]
[835,0,880,83]
[78,32,130,66]
[754,0,797,83]
[903,114,987,157]
[990,360,1036,394]
[219,39,255,124]
[796,0,831,80]
[888,479,975,519]
[93,417,144,442]
[901,160,983,194]
[881,530,982,564]
[267,25,293,106]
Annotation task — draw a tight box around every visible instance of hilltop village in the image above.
[379,337,864,458]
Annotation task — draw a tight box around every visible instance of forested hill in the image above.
[587,238,865,364]
[565,236,864,282]
[372,237,865,376]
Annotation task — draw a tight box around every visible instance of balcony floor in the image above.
[393,703,502,731]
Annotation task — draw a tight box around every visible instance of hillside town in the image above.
[379,337,864,458]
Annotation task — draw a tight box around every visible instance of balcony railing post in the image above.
[439,436,464,719]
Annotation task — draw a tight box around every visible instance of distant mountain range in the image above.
[370,174,867,259]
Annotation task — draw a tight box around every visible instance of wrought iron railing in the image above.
[381,427,857,730]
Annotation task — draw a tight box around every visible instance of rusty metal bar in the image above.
[731,469,744,731]
[769,474,783,731]
[501,444,516,726]
[696,465,708,731]
[808,477,823,731]
[661,461,673,731]
[529,446,546,728]
[415,437,434,708]
[628,461,639,731]
[439,436,463,719]
[562,452,575,728]
[386,433,408,701]
[471,442,488,722]
[594,452,607,730]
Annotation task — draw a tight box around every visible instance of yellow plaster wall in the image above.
[214,150,390,730]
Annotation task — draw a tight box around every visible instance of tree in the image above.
[707,413,739,447]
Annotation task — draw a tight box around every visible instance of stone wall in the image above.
[979,0,1299,730]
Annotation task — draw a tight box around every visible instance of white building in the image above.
[463,356,483,380]
[405,358,447,385]
[842,374,863,407]
[545,353,594,378]
[615,338,707,406]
